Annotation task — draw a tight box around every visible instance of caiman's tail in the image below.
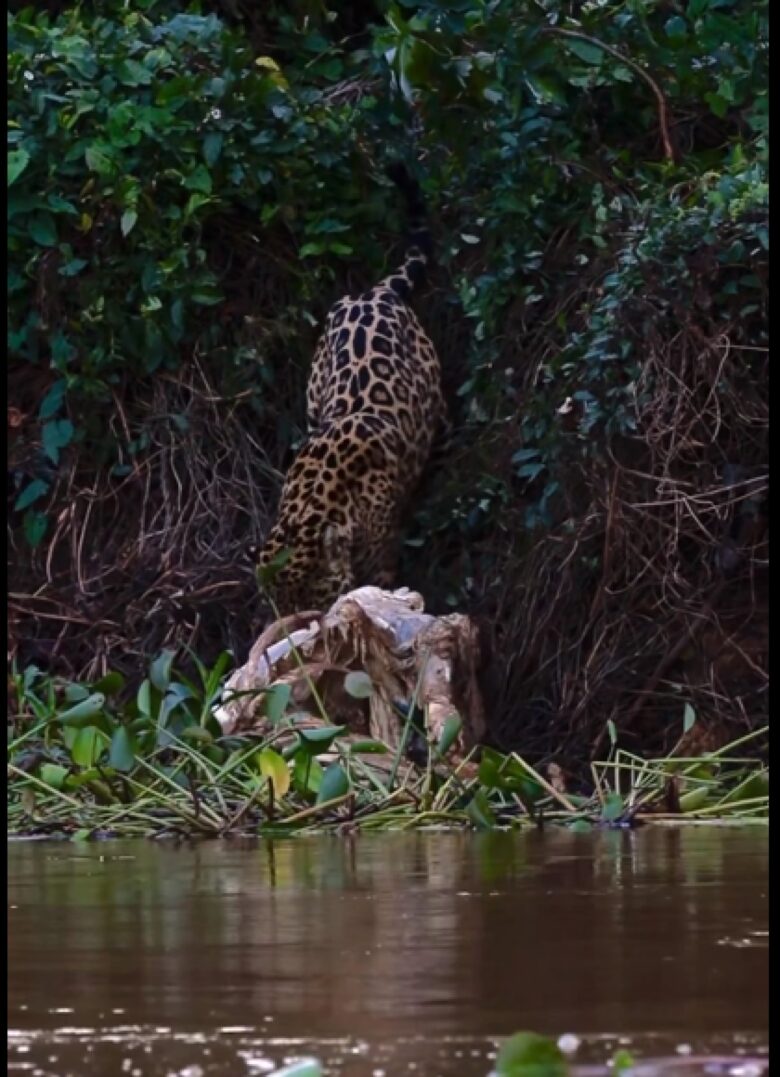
[379,162,432,300]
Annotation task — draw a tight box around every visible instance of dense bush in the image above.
[8,0,768,764]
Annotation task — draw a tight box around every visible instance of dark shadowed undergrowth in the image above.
[8,1,767,776]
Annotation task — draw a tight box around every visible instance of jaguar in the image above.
[257,163,447,614]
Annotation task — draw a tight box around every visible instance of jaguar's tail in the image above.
[380,162,432,300]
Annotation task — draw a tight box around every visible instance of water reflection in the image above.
[8,827,768,1075]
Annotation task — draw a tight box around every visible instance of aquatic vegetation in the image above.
[7,653,767,839]
[493,1032,569,1077]
[261,1034,768,1077]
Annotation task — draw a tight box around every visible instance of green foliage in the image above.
[8,1,767,523]
[7,2,405,537]
[7,656,767,837]
[495,1032,568,1077]
[7,1,768,763]
[9,4,373,387]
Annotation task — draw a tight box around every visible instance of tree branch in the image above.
[542,26,677,163]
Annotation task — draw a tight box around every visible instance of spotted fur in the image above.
[258,165,447,613]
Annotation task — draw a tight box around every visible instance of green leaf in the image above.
[256,546,293,589]
[69,726,102,768]
[568,818,593,833]
[14,479,49,512]
[601,792,624,822]
[190,288,222,305]
[116,58,153,86]
[495,1032,568,1077]
[58,693,106,728]
[137,679,152,718]
[298,725,346,750]
[184,164,212,194]
[612,1049,635,1074]
[50,332,75,366]
[108,725,136,772]
[23,510,48,548]
[42,419,74,464]
[293,754,324,796]
[523,74,566,106]
[705,92,729,119]
[47,194,78,216]
[59,258,88,277]
[606,719,618,747]
[679,787,709,813]
[435,714,462,757]
[316,762,350,804]
[348,739,389,754]
[299,241,325,258]
[64,684,90,703]
[467,789,496,830]
[121,209,138,236]
[91,671,126,696]
[257,747,291,798]
[39,380,66,420]
[85,144,113,174]
[563,38,604,65]
[203,132,223,166]
[478,749,503,789]
[263,683,292,724]
[28,213,58,247]
[344,671,373,699]
[8,148,30,187]
[180,726,213,744]
[477,749,541,807]
[40,763,69,790]
[516,462,545,481]
[719,769,768,805]
[149,649,175,693]
[665,15,688,38]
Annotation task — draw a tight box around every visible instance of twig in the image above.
[542,27,676,162]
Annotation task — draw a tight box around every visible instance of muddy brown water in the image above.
[7,827,768,1076]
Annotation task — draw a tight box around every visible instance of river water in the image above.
[7,827,768,1076]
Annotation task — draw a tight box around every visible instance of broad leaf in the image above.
[263,683,292,724]
[108,725,136,772]
[601,792,625,822]
[316,762,350,804]
[435,714,462,757]
[14,479,49,513]
[58,693,106,727]
[257,747,291,798]
[495,1031,568,1077]
[150,649,175,693]
[8,148,30,186]
[69,726,102,767]
[467,789,496,830]
[40,763,69,790]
